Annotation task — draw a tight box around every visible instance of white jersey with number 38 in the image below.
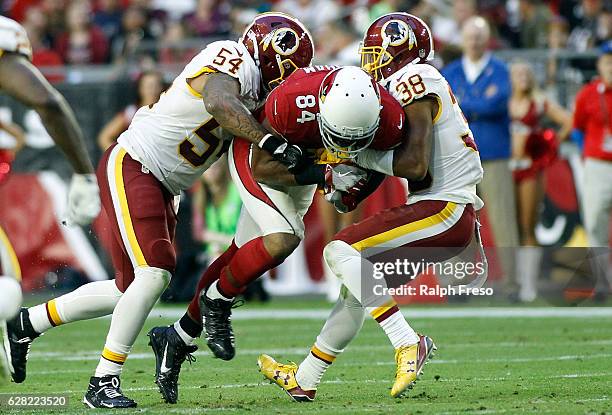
[118,40,262,195]
[0,16,32,60]
[384,63,484,209]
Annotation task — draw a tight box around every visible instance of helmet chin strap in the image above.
[247,31,261,67]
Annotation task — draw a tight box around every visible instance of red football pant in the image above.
[97,144,177,292]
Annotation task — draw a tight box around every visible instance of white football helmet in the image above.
[318,66,382,158]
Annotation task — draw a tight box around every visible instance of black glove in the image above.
[259,134,305,172]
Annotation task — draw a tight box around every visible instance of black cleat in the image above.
[3,308,39,383]
[147,326,197,404]
[199,290,241,361]
[82,375,137,408]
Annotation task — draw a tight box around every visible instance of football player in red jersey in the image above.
[148,65,408,401]
[259,13,485,401]
[4,13,315,408]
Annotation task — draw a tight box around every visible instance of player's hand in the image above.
[258,134,305,172]
[324,164,369,195]
[64,174,101,226]
[325,190,358,213]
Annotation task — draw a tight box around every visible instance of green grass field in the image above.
[1,301,611,414]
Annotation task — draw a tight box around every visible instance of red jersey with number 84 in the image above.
[264,66,406,156]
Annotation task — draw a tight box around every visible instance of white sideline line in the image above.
[28,349,612,364]
[148,307,612,320]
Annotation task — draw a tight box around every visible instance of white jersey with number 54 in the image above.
[118,40,262,195]
[383,63,484,209]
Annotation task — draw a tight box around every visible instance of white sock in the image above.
[94,267,171,377]
[323,240,418,349]
[378,311,419,348]
[206,280,233,301]
[95,338,131,377]
[296,289,365,389]
[173,321,196,346]
[518,247,542,302]
[29,280,122,334]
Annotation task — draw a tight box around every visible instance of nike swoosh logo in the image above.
[337,171,352,178]
[160,343,170,373]
[98,380,114,387]
[397,116,403,130]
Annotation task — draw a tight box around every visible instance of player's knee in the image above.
[323,240,359,278]
[134,266,172,294]
[263,232,300,261]
[146,239,176,273]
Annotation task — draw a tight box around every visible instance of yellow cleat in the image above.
[257,354,316,402]
[391,334,437,398]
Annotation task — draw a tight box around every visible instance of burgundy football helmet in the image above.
[241,13,314,91]
[360,13,434,81]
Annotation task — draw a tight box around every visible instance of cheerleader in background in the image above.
[509,61,572,302]
[97,70,164,151]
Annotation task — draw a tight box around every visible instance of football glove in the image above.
[259,134,305,172]
[64,174,101,226]
[324,164,369,195]
[325,190,358,213]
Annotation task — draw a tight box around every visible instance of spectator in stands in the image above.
[574,41,612,300]
[509,61,572,301]
[442,16,520,291]
[518,0,551,49]
[21,6,64,82]
[97,71,164,151]
[183,0,231,37]
[315,20,359,66]
[275,0,340,34]
[55,0,110,64]
[111,5,154,63]
[93,0,124,44]
[159,20,196,65]
[567,0,605,51]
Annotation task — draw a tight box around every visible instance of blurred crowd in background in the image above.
[1,0,610,68]
[1,0,611,303]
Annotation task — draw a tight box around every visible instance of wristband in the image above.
[355,149,394,176]
[294,164,325,186]
[259,134,286,154]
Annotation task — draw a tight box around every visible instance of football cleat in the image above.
[147,326,197,404]
[199,291,241,361]
[3,308,39,383]
[391,334,436,398]
[83,375,137,408]
[257,354,316,402]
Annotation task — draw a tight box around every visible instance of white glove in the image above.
[324,190,358,213]
[324,164,369,194]
[64,174,101,226]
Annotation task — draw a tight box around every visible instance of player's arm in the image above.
[97,112,128,151]
[0,53,93,174]
[356,96,438,180]
[194,72,304,170]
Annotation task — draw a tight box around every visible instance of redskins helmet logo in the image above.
[261,28,300,56]
[381,20,416,48]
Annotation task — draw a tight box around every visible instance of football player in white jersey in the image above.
[3,13,314,408]
[0,15,100,384]
[258,13,485,401]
